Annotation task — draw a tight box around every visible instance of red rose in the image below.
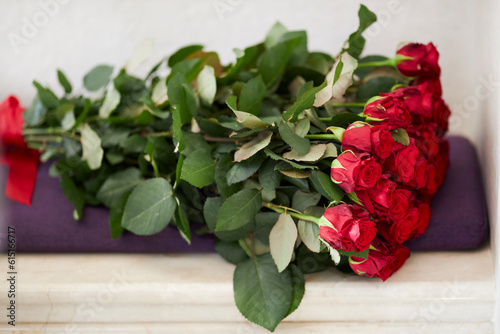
[370,125,395,160]
[356,157,382,189]
[331,151,364,193]
[410,126,439,158]
[342,122,372,153]
[357,176,396,214]
[331,151,382,193]
[389,188,412,220]
[349,238,410,281]
[320,204,377,252]
[413,157,428,189]
[0,96,25,147]
[434,146,449,186]
[425,163,438,195]
[393,142,420,183]
[432,99,451,133]
[396,42,440,79]
[363,88,421,128]
[391,207,420,243]
[415,80,442,122]
[412,202,432,238]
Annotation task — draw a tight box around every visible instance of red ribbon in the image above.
[0,96,39,206]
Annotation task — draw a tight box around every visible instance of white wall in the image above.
[1,0,499,326]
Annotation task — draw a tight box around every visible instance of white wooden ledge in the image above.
[0,246,495,333]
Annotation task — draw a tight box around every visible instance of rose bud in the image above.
[411,201,432,238]
[342,122,372,153]
[363,88,420,129]
[357,157,382,189]
[393,142,420,183]
[396,42,441,79]
[349,238,411,281]
[389,188,412,220]
[390,207,420,244]
[357,176,396,214]
[370,125,395,160]
[319,204,377,252]
[0,96,26,147]
[413,157,428,189]
[331,151,382,193]
[432,99,451,133]
[331,151,364,193]
[425,163,439,195]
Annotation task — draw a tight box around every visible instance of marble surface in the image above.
[0,246,495,333]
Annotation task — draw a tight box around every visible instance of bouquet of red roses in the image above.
[0,5,450,332]
[316,43,450,280]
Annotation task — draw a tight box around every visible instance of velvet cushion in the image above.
[0,135,488,252]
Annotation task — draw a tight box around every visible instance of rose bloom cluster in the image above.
[320,43,450,281]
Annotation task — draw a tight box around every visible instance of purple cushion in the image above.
[0,135,488,253]
[405,136,489,251]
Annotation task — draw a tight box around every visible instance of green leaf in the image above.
[174,197,191,244]
[264,22,288,49]
[234,254,292,332]
[279,121,310,155]
[278,168,312,179]
[339,248,369,259]
[121,178,176,235]
[258,36,303,87]
[99,84,121,118]
[391,128,410,146]
[182,132,212,156]
[215,154,241,200]
[60,173,85,221]
[215,239,248,264]
[234,130,273,162]
[168,58,204,83]
[282,81,327,122]
[167,73,198,125]
[226,96,270,129]
[120,134,147,153]
[258,159,282,191]
[96,168,143,207]
[283,144,327,162]
[57,69,72,94]
[152,78,168,105]
[197,65,217,105]
[329,113,366,128]
[285,264,305,318]
[204,196,254,241]
[168,44,204,67]
[171,107,185,152]
[216,188,262,231]
[226,152,265,185]
[239,75,266,115]
[356,76,399,102]
[309,170,344,203]
[33,81,59,109]
[293,118,310,137]
[83,65,113,91]
[181,149,216,188]
[254,212,280,245]
[264,148,315,170]
[24,96,47,126]
[79,123,103,170]
[292,191,321,213]
[345,5,377,59]
[297,220,320,253]
[220,44,263,84]
[109,191,130,239]
[270,213,298,272]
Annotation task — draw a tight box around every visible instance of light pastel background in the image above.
[1,0,499,329]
